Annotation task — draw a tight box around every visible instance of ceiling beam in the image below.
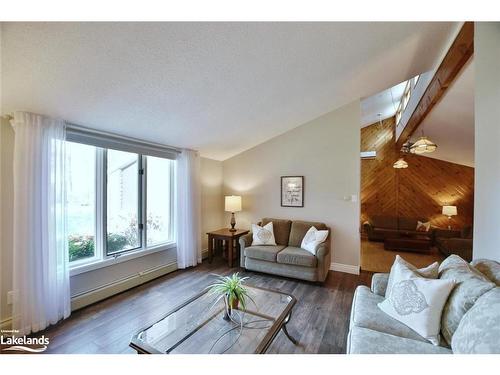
[396,22,474,150]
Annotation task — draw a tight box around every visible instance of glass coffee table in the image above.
[129,285,297,354]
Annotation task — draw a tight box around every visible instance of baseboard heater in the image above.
[70,262,178,311]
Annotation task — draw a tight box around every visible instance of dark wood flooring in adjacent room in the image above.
[32,259,372,354]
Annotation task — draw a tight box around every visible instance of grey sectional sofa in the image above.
[347,256,500,354]
[239,218,331,282]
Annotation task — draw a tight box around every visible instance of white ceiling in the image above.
[360,80,407,127]
[414,59,474,167]
[1,22,459,160]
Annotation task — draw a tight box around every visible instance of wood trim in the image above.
[396,22,474,150]
[330,262,360,275]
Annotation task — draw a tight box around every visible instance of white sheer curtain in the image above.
[11,112,70,335]
[175,149,202,269]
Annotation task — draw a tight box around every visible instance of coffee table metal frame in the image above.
[129,285,298,354]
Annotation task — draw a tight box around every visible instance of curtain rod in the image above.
[3,114,184,155]
[65,121,182,154]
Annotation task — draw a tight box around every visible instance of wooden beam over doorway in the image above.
[396,22,474,150]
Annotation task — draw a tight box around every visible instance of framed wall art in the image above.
[281,176,304,207]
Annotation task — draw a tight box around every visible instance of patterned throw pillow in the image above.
[300,226,329,255]
[378,275,456,345]
[385,255,439,298]
[251,222,277,246]
[416,221,431,232]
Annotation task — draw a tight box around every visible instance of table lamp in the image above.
[442,205,457,230]
[225,195,242,232]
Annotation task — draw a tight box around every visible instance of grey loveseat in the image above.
[347,255,500,354]
[239,218,331,282]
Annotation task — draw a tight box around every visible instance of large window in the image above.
[67,142,97,263]
[146,156,173,246]
[66,142,175,266]
[106,149,141,254]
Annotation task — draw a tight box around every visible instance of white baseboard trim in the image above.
[0,317,12,331]
[330,262,360,275]
[71,261,178,311]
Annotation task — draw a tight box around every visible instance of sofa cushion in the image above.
[261,218,292,246]
[451,288,500,354]
[244,245,285,262]
[350,286,430,343]
[438,255,496,345]
[276,246,317,268]
[245,257,317,282]
[288,220,328,247]
[347,326,452,354]
[371,273,390,296]
[371,215,398,229]
[398,217,424,231]
[471,259,500,286]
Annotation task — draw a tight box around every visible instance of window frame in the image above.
[395,74,420,127]
[67,142,176,274]
[103,149,144,257]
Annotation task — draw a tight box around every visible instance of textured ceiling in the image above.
[416,59,474,167]
[1,22,459,160]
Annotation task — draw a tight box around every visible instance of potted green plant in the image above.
[207,273,254,319]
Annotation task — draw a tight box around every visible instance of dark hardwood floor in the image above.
[32,259,372,354]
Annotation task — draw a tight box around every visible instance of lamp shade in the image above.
[393,158,409,169]
[225,195,242,212]
[410,136,437,154]
[442,205,457,217]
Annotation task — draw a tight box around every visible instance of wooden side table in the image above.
[207,228,250,268]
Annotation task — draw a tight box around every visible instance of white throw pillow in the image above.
[416,220,431,232]
[251,222,277,246]
[300,226,329,255]
[385,255,439,298]
[378,276,455,345]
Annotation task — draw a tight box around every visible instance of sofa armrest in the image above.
[316,241,331,282]
[437,238,473,261]
[239,233,253,268]
[240,233,253,247]
[371,273,390,296]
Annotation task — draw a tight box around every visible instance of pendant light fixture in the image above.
[409,129,437,154]
[393,158,409,169]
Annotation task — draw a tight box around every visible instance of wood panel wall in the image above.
[361,117,474,230]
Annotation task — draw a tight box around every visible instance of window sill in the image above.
[69,242,176,277]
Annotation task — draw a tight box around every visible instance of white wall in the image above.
[223,101,361,268]
[473,22,500,261]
